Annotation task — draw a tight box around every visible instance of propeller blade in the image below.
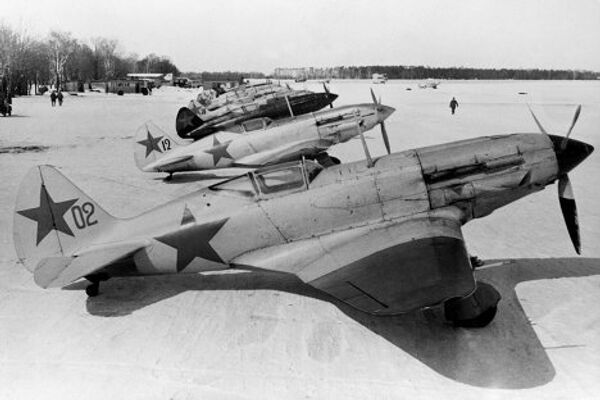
[286,83,291,90]
[323,83,334,108]
[381,121,391,155]
[527,104,549,137]
[558,174,581,254]
[370,88,377,105]
[378,95,382,105]
[561,104,582,151]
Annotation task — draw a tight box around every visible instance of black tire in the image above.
[451,305,497,328]
[141,88,149,96]
[444,281,501,328]
[117,90,124,96]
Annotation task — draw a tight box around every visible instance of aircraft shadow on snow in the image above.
[76,257,600,390]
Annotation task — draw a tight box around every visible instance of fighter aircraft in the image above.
[177,85,338,140]
[195,81,292,112]
[13,105,592,327]
[135,92,395,178]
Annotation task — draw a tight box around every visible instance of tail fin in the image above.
[13,165,118,272]
[175,107,204,138]
[134,121,188,171]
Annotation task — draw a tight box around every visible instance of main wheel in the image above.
[444,281,501,328]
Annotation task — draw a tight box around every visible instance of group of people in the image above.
[50,90,64,107]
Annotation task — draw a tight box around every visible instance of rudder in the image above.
[175,107,204,138]
[13,165,118,272]
[134,121,188,171]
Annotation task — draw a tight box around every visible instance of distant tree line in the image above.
[0,23,180,95]
[272,65,600,80]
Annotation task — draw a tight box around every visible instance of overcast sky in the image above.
[2,0,600,73]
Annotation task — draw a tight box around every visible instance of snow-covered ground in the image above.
[1,81,599,399]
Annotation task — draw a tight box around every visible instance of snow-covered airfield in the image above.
[1,80,599,399]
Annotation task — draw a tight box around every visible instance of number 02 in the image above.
[71,202,98,229]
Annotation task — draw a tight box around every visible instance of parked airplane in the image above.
[418,79,440,89]
[197,82,292,112]
[13,106,592,327]
[135,92,395,178]
[176,86,338,140]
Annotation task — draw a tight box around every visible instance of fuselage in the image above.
[146,103,394,172]
[203,84,291,111]
[185,91,338,140]
[112,132,561,276]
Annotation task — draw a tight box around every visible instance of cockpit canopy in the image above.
[210,159,323,199]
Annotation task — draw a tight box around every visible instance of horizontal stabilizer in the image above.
[149,154,194,170]
[34,240,147,288]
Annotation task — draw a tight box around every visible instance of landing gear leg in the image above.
[444,281,501,328]
[85,281,100,297]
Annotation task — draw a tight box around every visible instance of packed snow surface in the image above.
[1,80,599,399]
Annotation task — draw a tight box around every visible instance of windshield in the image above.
[255,166,305,194]
[210,160,323,198]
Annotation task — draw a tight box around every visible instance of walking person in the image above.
[57,90,64,106]
[449,97,459,115]
[50,90,57,107]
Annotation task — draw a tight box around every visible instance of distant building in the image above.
[106,79,152,95]
[273,67,313,79]
[63,81,85,92]
[273,67,336,80]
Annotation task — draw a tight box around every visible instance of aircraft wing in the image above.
[34,240,148,288]
[232,207,475,314]
[234,139,333,167]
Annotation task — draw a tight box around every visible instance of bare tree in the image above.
[0,24,18,72]
[47,30,77,89]
[92,37,119,79]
